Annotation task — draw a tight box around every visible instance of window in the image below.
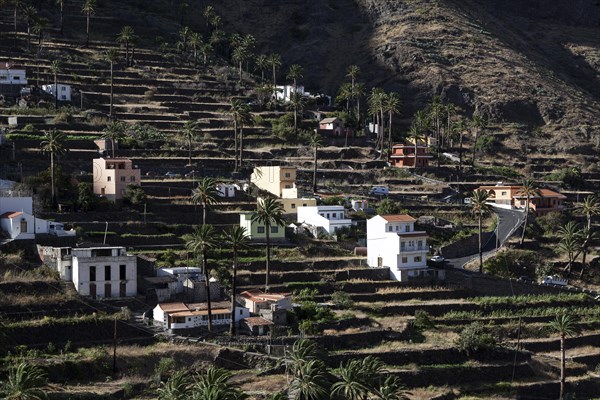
[120,176,126,182]
[388,226,393,232]
[239,310,243,315]
[501,191,507,196]
[89,266,96,281]
[257,226,265,234]
[302,203,307,207]
[291,204,296,209]
[285,172,291,178]
[120,265,126,280]
[105,266,111,280]
[332,213,337,218]
[414,256,422,262]
[61,86,66,91]
[401,257,407,263]
[409,240,414,247]
[271,226,279,233]
[188,317,191,322]
[418,240,423,249]
[13,76,20,80]
[130,176,136,182]
[405,225,410,232]
[395,225,399,231]
[107,176,111,182]
[285,184,291,189]
[401,242,405,250]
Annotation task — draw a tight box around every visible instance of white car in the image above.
[430,255,445,263]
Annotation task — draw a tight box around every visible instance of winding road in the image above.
[445,207,526,269]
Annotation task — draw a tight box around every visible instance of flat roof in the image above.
[381,215,416,222]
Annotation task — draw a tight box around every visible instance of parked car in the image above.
[369,186,389,196]
[541,275,568,286]
[430,255,445,263]
[164,171,181,178]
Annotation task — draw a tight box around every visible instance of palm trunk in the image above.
[580,247,588,279]
[312,146,317,193]
[272,65,276,87]
[265,223,271,293]
[188,138,192,166]
[239,125,244,169]
[472,128,479,165]
[86,14,90,47]
[478,213,483,273]
[413,139,418,168]
[293,107,297,132]
[13,5,17,49]
[109,62,114,117]
[125,41,130,67]
[388,111,393,157]
[229,247,238,337]
[233,120,238,172]
[132,46,136,65]
[380,109,385,159]
[458,132,464,171]
[51,152,55,207]
[202,202,206,225]
[54,74,58,109]
[559,334,565,399]
[59,2,64,35]
[203,254,212,333]
[111,139,115,158]
[26,24,30,51]
[238,61,242,84]
[520,200,530,247]
[193,46,197,66]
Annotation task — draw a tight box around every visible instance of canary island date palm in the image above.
[191,177,220,225]
[221,226,249,337]
[470,189,492,273]
[41,129,66,208]
[251,197,285,292]
[549,313,579,400]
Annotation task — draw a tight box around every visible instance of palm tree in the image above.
[452,118,467,171]
[10,0,23,49]
[409,110,429,168]
[222,226,249,337]
[188,32,202,67]
[558,221,581,275]
[267,53,281,87]
[330,359,371,400]
[286,339,324,376]
[198,41,212,66]
[373,376,409,400]
[228,99,251,171]
[347,64,360,91]
[32,17,48,53]
[549,313,578,400]
[578,226,598,279]
[232,45,250,84]
[288,360,329,400]
[179,26,190,52]
[0,362,47,400]
[445,102,456,147]
[102,120,126,158]
[470,112,486,166]
[49,60,61,109]
[429,96,444,168]
[104,49,119,117]
[309,131,322,193]
[575,194,600,231]
[193,367,247,400]
[81,0,96,47]
[470,189,492,273]
[185,224,218,333]
[22,5,37,52]
[41,129,66,208]
[517,179,540,247]
[117,25,134,67]
[252,197,285,292]
[255,54,269,82]
[237,104,252,170]
[156,370,191,400]
[287,64,303,94]
[289,91,306,132]
[55,0,65,35]
[384,93,401,156]
[191,177,220,225]
[182,120,201,166]
[368,88,386,159]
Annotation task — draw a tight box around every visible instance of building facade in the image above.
[296,205,353,235]
[239,212,286,241]
[251,166,298,198]
[389,143,432,168]
[93,158,141,201]
[477,184,566,216]
[153,301,250,331]
[367,214,429,281]
[0,63,27,96]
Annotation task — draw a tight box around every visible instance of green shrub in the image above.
[454,322,496,355]
[414,310,435,330]
[331,291,354,308]
[545,167,584,188]
[483,249,540,278]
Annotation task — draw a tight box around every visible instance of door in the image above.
[104,283,111,298]
[20,219,27,233]
[377,257,383,267]
[89,283,96,299]
[119,282,127,297]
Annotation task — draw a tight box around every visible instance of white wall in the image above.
[297,206,352,235]
[72,249,137,298]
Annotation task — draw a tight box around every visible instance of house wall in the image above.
[276,197,317,215]
[297,206,352,235]
[251,166,297,198]
[41,84,72,101]
[72,248,137,298]
[0,68,26,85]
[93,159,141,201]
[239,213,285,241]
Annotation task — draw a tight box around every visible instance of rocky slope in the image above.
[216,0,600,154]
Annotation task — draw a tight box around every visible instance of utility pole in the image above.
[103,221,109,244]
[112,317,118,373]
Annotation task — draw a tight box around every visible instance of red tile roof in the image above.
[244,317,274,326]
[240,289,291,302]
[157,302,188,312]
[381,215,416,222]
[0,211,23,219]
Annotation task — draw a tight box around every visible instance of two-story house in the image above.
[153,301,250,332]
[297,205,353,235]
[239,212,286,241]
[93,158,141,201]
[251,166,298,199]
[0,63,27,96]
[477,184,566,216]
[367,214,430,281]
[38,245,137,298]
[389,142,432,168]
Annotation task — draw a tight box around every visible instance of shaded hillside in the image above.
[215,0,600,153]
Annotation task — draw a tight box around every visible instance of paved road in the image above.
[446,207,525,269]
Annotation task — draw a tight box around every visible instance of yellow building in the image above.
[93,158,141,201]
[258,196,317,215]
[251,166,297,198]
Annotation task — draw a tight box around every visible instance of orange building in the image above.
[477,184,566,216]
[389,143,432,168]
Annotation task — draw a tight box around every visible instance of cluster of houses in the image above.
[0,62,72,102]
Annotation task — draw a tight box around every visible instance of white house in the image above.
[37,245,137,298]
[157,267,203,293]
[216,183,237,198]
[296,205,352,235]
[42,83,72,102]
[153,301,250,331]
[351,199,368,212]
[0,63,27,96]
[367,214,430,281]
[239,289,293,313]
[275,85,305,102]
[0,211,75,239]
[71,246,137,298]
